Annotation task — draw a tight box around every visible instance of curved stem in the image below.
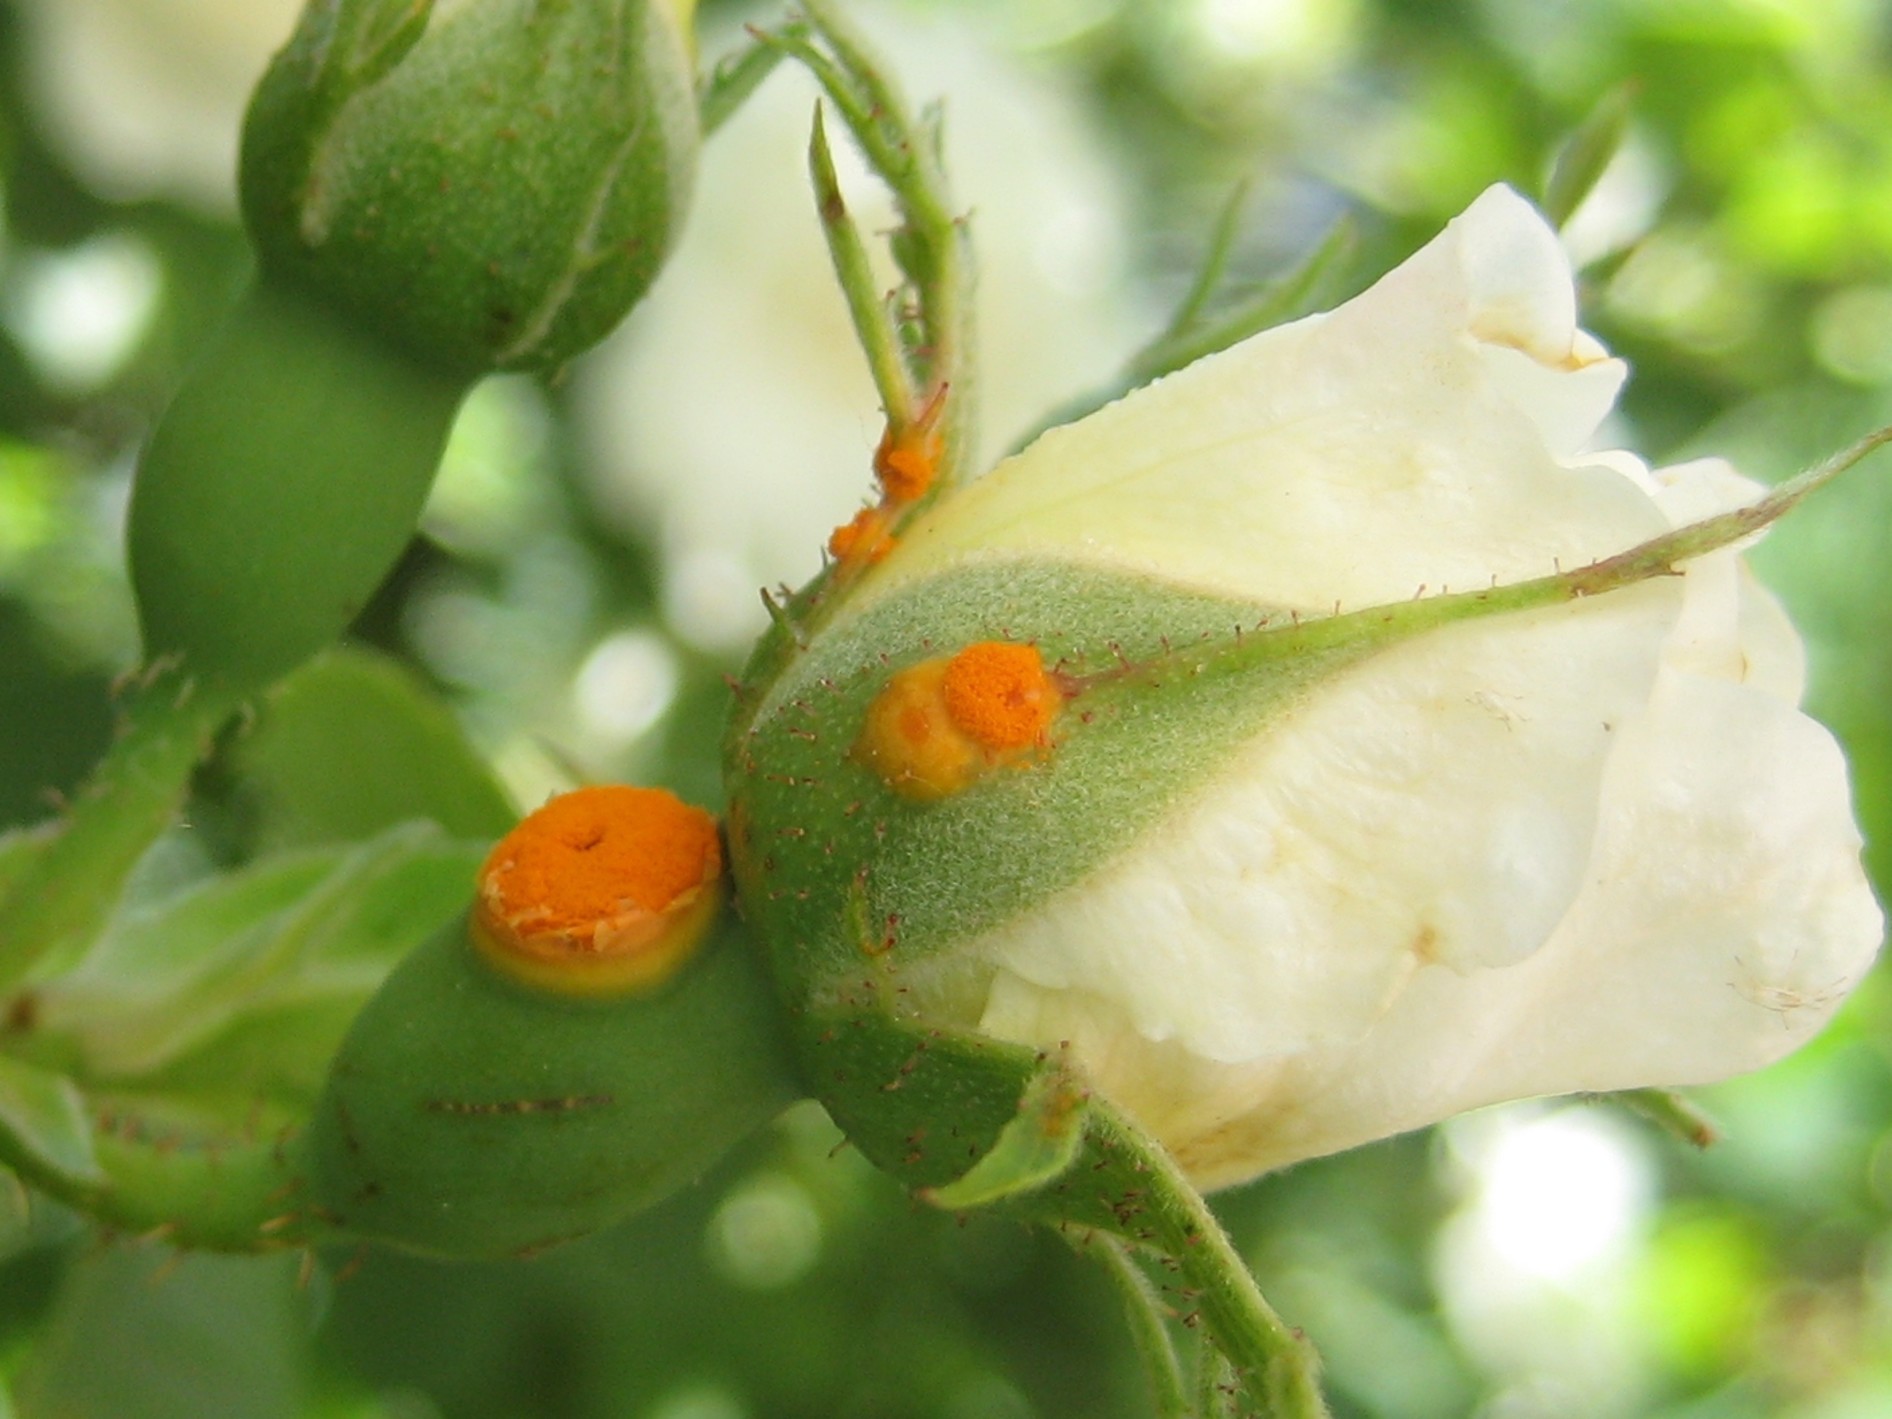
[6,1101,323,1253]
[1079,1228,1194,1419]
[1080,1102,1329,1419]
[0,666,240,997]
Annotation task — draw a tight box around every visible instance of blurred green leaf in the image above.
[31,823,481,1104]
[0,826,52,907]
[14,1248,312,1419]
[1542,84,1635,230]
[227,646,515,854]
[0,1056,102,1189]
[1634,1206,1767,1381]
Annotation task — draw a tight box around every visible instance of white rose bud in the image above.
[724,184,1883,1198]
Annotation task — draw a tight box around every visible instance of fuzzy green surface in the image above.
[727,558,1379,1017]
[242,0,698,374]
[309,914,800,1259]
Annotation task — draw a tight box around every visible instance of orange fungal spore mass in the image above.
[942,642,1061,751]
[853,660,976,802]
[828,507,895,565]
[475,786,722,986]
[874,423,943,503]
[853,641,1063,802]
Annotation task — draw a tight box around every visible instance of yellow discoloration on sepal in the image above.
[852,642,1064,802]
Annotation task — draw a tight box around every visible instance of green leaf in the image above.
[229,646,514,852]
[0,1056,103,1188]
[1543,84,1636,231]
[34,823,482,1100]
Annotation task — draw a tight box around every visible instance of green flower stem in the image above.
[5,1103,320,1253]
[1083,1230,1193,1419]
[0,666,241,997]
[1081,1102,1330,1419]
[1607,1087,1720,1148]
[129,281,468,691]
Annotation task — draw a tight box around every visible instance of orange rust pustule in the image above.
[941,641,1061,751]
[827,507,895,565]
[874,422,943,503]
[854,641,1062,802]
[473,785,722,994]
[853,659,977,801]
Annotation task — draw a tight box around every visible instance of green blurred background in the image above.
[3,0,1892,1415]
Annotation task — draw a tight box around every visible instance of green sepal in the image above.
[242,0,699,374]
[308,911,802,1258]
[920,1061,1088,1211]
[731,424,1892,1024]
[728,560,1377,1014]
[792,995,1049,1197]
[128,282,466,689]
[799,1004,1327,1415]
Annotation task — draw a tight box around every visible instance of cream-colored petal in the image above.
[982,662,1879,1192]
[1644,458,1805,700]
[974,580,1679,1064]
[867,185,1660,620]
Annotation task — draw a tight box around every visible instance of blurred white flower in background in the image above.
[577,5,1148,653]
[1434,1107,1656,1418]
[15,0,301,210]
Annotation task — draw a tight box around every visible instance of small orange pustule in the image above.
[854,641,1064,802]
[472,785,723,996]
[873,420,944,503]
[827,507,895,565]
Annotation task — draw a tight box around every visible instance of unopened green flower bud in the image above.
[726,185,1883,1202]
[241,0,699,374]
[310,785,800,1258]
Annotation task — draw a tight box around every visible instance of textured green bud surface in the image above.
[128,283,465,689]
[727,559,1373,1017]
[242,0,698,374]
[309,912,799,1258]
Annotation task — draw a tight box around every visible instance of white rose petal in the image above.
[915,184,1881,1189]
[869,186,1664,620]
